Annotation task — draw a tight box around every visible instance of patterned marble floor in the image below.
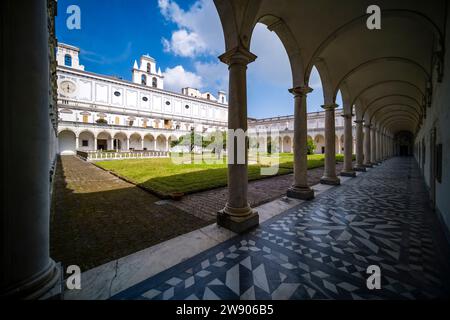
[112,158,450,300]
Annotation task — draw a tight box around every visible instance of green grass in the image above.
[96,153,353,197]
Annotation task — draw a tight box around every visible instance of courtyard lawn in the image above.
[96,153,352,197]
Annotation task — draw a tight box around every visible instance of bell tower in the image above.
[132,54,164,89]
[56,43,84,70]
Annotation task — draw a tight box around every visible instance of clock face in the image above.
[60,80,76,95]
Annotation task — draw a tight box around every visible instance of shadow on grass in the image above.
[136,165,293,197]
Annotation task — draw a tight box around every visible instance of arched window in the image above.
[64,54,72,67]
[206,94,210,100]
[147,63,151,73]
[152,77,157,88]
[141,74,147,85]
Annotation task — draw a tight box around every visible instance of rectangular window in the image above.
[115,117,120,125]
[82,140,88,147]
[82,115,88,123]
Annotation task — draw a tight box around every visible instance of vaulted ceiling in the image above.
[214,0,447,136]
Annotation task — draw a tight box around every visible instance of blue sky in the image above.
[56,0,341,118]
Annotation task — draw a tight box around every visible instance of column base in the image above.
[340,170,356,177]
[363,163,373,168]
[217,205,259,234]
[1,260,61,300]
[320,176,341,185]
[353,165,366,172]
[286,185,315,200]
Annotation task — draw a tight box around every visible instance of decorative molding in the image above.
[288,86,313,97]
[218,46,257,66]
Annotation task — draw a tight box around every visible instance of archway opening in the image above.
[58,130,76,155]
[79,131,95,151]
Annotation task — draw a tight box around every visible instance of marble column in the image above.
[374,130,379,162]
[1,0,60,299]
[217,46,259,233]
[109,137,113,150]
[320,104,340,185]
[94,137,98,151]
[340,114,356,177]
[370,127,377,164]
[287,86,315,200]
[378,132,382,160]
[141,138,144,150]
[353,120,366,171]
[363,124,372,167]
[126,138,130,151]
[75,136,80,150]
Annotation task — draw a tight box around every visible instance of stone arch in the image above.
[282,136,292,153]
[256,14,306,87]
[96,131,112,150]
[156,134,168,151]
[143,134,155,150]
[113,132,128,151]
[58,129,76,155]
[314,134,325,154]
[129,132,143,150]
[78,130,95,151]
[167,134,179,152]
[335,58,429,102]
[304,9,443,80]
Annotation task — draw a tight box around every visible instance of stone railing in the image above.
[77,150,169,161]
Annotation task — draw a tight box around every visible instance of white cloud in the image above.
[158,0,324,114]
[162,29,207,58]
[163,65,203,93]
[158,0,223,57]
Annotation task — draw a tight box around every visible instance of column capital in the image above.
[288,86,313,97]
[354,119,364,124]
[341,113,354,119]
[218,46,257,66]
[363,123,372,128]
[321,103,339,110]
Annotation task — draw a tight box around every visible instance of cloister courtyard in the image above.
[2,0,450,302]
[51,153,348,270]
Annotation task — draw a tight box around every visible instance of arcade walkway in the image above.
[112,158,450,300]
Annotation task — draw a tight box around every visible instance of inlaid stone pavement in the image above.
[112,158,450,300]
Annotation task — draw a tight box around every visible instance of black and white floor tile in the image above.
[112,158,450,300]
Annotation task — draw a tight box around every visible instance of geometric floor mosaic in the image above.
[112,158,450,300]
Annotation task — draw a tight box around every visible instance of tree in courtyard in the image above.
[307,137,316,155]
